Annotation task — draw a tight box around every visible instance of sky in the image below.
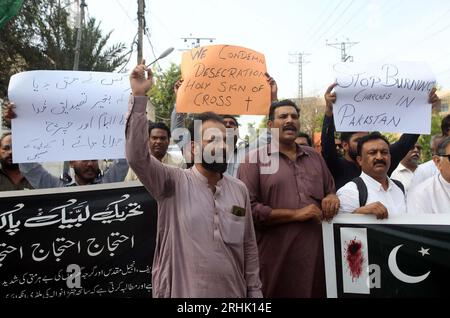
[83,0,450,137]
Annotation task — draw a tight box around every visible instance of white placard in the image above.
[8,70,131,163]
[333,62,436,134]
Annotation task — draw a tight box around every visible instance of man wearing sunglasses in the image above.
[407,136,450,214]
[391,143,423,191]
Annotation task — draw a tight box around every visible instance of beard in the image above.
[0,158,19,171]
[73,166,100,182]
[201,152,228,174]
[348,147,358,161]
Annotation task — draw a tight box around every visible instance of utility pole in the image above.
[289,52,310,100]
[137,0,145,63]
[326,39,359,62]
[73,0,86,71]
[180,36,216,50]
[64,0,87,182]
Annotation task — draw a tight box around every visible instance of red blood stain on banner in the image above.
[345,238,364,281]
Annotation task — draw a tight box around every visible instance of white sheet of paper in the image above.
[8,70,131,163]
[333,62,436,134]
[340,227,370,295]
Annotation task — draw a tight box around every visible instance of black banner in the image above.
[0,182,157,298]
[327,218,450,297]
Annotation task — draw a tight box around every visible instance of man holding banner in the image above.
[407,136,450,214]
[337,132,407,219]
[126,61,262,298]
[238,99,339,298]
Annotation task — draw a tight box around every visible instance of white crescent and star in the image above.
[418,247,430,256]
[388,244,431,284]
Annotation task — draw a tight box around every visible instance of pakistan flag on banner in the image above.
[0,0,24,29]
[323,215,450,298]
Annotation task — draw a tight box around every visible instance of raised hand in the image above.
[130,59,154,96]
[324,83,337,117]
[265,73,278,102]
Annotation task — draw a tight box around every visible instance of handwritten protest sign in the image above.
[333,62,436,134]
[0,182,157,298]
[8,70,131,163]
[176,45,270,115]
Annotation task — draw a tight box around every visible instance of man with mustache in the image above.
[126,61,262,298]
[391,143,422,191]
[238,99,339,298]
[0,132,33,191]
[337,132,407,219]
[18,159,128,188]
[321,83,439,190]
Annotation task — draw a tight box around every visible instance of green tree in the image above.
[148,63,181,125]
[0,0,128,98]
[418,113,443,162]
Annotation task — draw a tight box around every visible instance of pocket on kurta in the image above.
[218,210,245,245]
[304,174,325,200]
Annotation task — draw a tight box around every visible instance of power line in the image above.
[145,27,162,72]
[327,0,366,41]
[180,36,216,51]
[289,52,310,100]
[326,39,359,62]
[302,0,346,49]
[117,32,139,73]
[309,0,356,53]
[299,0,334,46]
[113,0,136,26]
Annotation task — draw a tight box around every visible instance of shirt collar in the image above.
[266,143,310,159]
[396,163,411,172]
[191,165,225,188]
[360,171,396,192]
[438,174,450,190]
[161,153,169,164]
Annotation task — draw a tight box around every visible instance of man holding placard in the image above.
[126,60,262,298]
[171,72,278,176]
[321,82,439,190]
[4,103,129,188]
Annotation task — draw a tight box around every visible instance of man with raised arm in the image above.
[125,60,262,298]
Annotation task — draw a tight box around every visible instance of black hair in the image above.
[0,132,11,147]
[297,132,312,147]
[148,121,171,139]
[437,136,450,156]
[356,132,390,156]
[340,132,358,143]
[188,112,225,142]
[268,99,299,121]
[221,115,239,126]
[441,114,450,136]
